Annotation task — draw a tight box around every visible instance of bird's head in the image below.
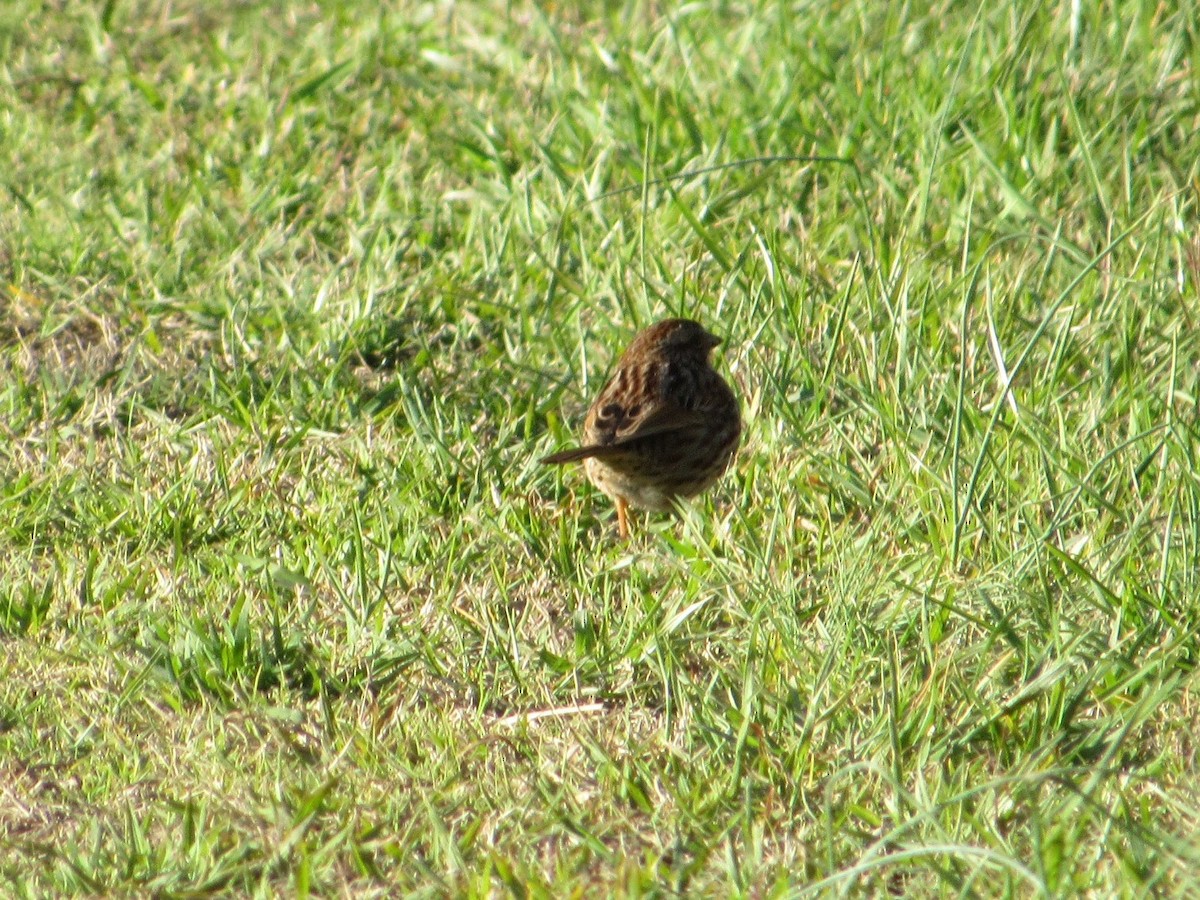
[633,318,722,359]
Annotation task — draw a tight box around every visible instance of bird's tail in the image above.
[540,445,609,465]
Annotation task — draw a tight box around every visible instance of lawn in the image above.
[2,0,1199,895]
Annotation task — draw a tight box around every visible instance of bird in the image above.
[541,318,741,538]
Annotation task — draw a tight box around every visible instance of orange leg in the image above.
[616,496,629,539]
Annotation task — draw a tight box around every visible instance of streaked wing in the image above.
[542,354,724,465]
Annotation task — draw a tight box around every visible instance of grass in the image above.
[2,0,1199,894]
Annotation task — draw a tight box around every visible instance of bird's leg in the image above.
[616,496,629,539]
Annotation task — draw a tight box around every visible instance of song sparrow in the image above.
[541,318,741,538]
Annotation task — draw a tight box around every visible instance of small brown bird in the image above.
[541,318,741,538]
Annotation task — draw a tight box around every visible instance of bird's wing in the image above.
[541,359,715,465]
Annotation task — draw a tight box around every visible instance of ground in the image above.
[1,0,1199,895]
